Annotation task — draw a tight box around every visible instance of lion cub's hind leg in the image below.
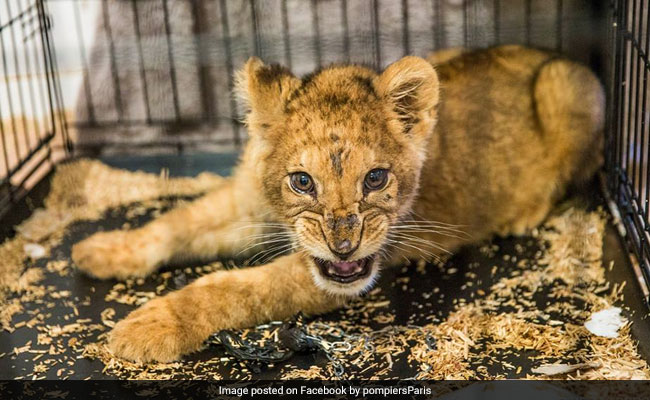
[533,58,605,185]
[498,199,553,238]
[498,58,605,238]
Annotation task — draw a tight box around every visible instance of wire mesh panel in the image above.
[0,0,70,220]
[0,0,609,217]
[46,0,600,155]
[607,0,650,303]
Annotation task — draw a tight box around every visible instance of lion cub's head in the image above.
[237,56,439,295]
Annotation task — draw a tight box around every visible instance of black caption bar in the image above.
[1,380,648,400]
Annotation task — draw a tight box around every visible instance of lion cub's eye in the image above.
[364,168,389,191]
[290,172,315,194]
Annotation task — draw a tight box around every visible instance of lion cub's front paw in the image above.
[108,298,203,363]
[71,230,159,280]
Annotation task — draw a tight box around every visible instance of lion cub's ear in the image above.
[374,56,440,138]
[235,57,301,135]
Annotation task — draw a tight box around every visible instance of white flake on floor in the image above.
[584,307,626,338]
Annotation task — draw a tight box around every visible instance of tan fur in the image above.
[72,45,604,362]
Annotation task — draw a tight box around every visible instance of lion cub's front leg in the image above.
[72,178,264,279]
[71,228,166,280]
[107,252,344,362]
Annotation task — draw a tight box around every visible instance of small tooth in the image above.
[353,265,362,273]
[328,266,335,275]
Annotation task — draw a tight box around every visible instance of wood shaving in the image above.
[532,362,601,376]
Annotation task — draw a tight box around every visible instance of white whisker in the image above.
[384,238,441,262]
[258,244,296,264]
[248,242,295,265]
[390,220,471,238]
[232,232,294,246]
[390,228,468,241]
[401,211,466,228]
[388,232,452,255]
[236,237,293,256]
[390,224,468,235]
[233,223,290,231]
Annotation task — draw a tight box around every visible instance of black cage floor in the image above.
[1,154,649,380]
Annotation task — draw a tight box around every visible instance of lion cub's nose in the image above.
[331,239,357,260]
[336,239,352,252]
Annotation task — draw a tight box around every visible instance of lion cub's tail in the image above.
[533,58,605,186]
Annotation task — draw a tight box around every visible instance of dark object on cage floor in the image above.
[211,313,322,365]
[277,314,322,353]
[215,330,295,364]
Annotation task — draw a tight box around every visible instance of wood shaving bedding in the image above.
[0,159,648,380]
[1,159,223,302]
[278,208,650,380]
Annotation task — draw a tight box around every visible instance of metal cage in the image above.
[41,0,605,155]
[0,0,69,220]
[71,0,573,132]
[606,0,650,305]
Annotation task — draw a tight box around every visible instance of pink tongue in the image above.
[331,261,360,275]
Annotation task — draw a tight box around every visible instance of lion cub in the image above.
[72,45,604,362]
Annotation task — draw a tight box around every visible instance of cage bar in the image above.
[130,0,152,124]
[161,0,180,122]
[0,0,68,220]
[310,0,322,68]
[72,0,95,124]
[218,0,241,147]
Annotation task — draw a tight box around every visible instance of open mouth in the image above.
[313,255,375,284]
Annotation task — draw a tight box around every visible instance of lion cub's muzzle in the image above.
[313,256,375,283]
[309,210,379,286]
[324,212,362,259]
